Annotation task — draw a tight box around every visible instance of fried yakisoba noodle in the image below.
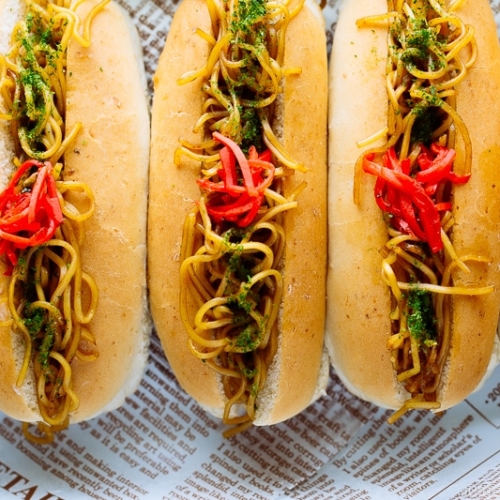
[0,0,150,442]
[149,0,328,436]
[327,0,500,420]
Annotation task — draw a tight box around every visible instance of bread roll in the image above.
[0,0,151,434]
[149,0,329,433]
[327,0,500,416]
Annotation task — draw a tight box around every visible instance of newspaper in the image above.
[1,0,500,499]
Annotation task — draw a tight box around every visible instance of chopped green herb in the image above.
[232,324,262,352]
[230,0,266,34]
[407,288,438,348]
[23,305,45,338]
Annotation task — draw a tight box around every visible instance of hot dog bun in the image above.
[327,0,500,414]
[0,0,150,429]
[148,0,329,430]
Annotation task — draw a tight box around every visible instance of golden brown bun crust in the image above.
[148,0,328,424]
[327,0,500,410]
[148,0,224,411]
[440,0,500,408]
[255,0,328,425]
[327,0,400,409]
[0,0,38,423]
[0,290,37,421]
[0,0,151,422]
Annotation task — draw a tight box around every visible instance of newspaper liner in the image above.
[2,0,500,499]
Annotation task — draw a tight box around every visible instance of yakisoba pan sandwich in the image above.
[0,0,150,442]
[327,0,500,422]
[149,0,329,436]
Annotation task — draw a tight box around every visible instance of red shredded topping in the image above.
[196,132,275,227]
[0,159,63,269]
[362,143,470,253]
